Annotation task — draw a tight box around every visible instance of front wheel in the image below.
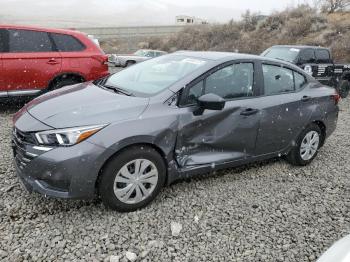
[98,146,166,212]
[338,80,350,99]
[286,124,322,166]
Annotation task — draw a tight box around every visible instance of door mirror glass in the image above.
[198,93,225,111]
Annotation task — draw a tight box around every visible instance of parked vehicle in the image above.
[317,234,350,262]
[12,51,339,212]
[0,25,109,99]
[111,49,167,67]
[261,45,350,98]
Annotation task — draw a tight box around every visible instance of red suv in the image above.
[0,25,109,99]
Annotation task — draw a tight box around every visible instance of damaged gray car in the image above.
[12,51,339,212]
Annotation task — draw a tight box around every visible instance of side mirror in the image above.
[197,93,225,113]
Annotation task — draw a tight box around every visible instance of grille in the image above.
[12,128,37,170]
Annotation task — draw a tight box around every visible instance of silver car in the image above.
[12,52,339,212]
[110,49,167,67]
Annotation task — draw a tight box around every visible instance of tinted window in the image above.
[51,33,85,52]
[0,29,9,52]
[184,63,254,104]
[187,80,204,105]
[300,49,316,63]
[294,72,307,90]
[8,29,53,52]
[205,63,254,99]
[263,64,294,95]
[315,49,331,63]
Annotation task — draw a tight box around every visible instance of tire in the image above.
[338,80,350,99]
[51,78,81,91]
[98,146,166,212]
[125,61,136,67]
[286,124,323,166]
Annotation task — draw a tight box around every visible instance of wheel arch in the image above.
[48,72,86,90]
[95,142,169,192]
[312,120,326,147]
[341,71,350,81]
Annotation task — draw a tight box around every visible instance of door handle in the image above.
[301,95,311,102]
[240,108,259,116]
[47,59,60,65]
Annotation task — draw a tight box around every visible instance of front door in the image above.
[175,61,262,167]
[1,29,61,92]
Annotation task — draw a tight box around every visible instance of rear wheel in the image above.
[286,124,322,166]
[51,78,81,91]
[98,146,166,212]
[338,80,350,99]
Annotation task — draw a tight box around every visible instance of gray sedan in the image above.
[12,52,339,212]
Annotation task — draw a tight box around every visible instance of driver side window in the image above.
[184,62,254,105]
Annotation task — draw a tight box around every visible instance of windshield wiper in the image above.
[101,84,134,96]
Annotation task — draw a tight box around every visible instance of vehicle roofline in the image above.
[0,24,87,36]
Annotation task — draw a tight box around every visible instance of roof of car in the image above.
[270,45,329,50]
[174,51,261,60]
[173,51,307,73]
[0,24,85,36]
[174,50,296,64]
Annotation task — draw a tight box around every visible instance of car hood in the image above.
[25,82,149,129]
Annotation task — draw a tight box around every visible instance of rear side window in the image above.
[315,49,331,63]
[51,33,85,52]
[263,64,294,95]
[8,29,53,52]
[0,29,9,52]
[263,64,308,95]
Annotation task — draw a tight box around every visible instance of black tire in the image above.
[125,61,136,67]
[337,80,350,99]
[286,124,323,166]
[98,146,166,212]
[51,78,81,91]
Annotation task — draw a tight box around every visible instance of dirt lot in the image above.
[0,96,349,262]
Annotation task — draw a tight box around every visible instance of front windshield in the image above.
[262,47,300,63]
[105,54,208,97]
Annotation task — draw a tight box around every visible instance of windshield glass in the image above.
[105,54,208,97]
[262,47,300,63]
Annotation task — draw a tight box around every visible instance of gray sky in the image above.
[0,0,313,27]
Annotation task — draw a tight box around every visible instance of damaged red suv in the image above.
[0,25,109,99]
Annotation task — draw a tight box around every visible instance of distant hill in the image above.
[146,6,350,62]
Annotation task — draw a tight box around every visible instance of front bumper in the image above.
[12,130,107,199]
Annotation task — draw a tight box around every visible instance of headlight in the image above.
[35,124,107,147]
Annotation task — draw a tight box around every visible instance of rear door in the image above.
[50,32,87,75]
[1,29,62,92]
[255,63,312,155]
[175,61,262,167]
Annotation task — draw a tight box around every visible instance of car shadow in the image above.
[0,100,27,114]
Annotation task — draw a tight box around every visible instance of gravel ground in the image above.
[0,97,349,262]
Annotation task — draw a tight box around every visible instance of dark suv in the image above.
[261,45,350,98]
[0,24,109,99]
